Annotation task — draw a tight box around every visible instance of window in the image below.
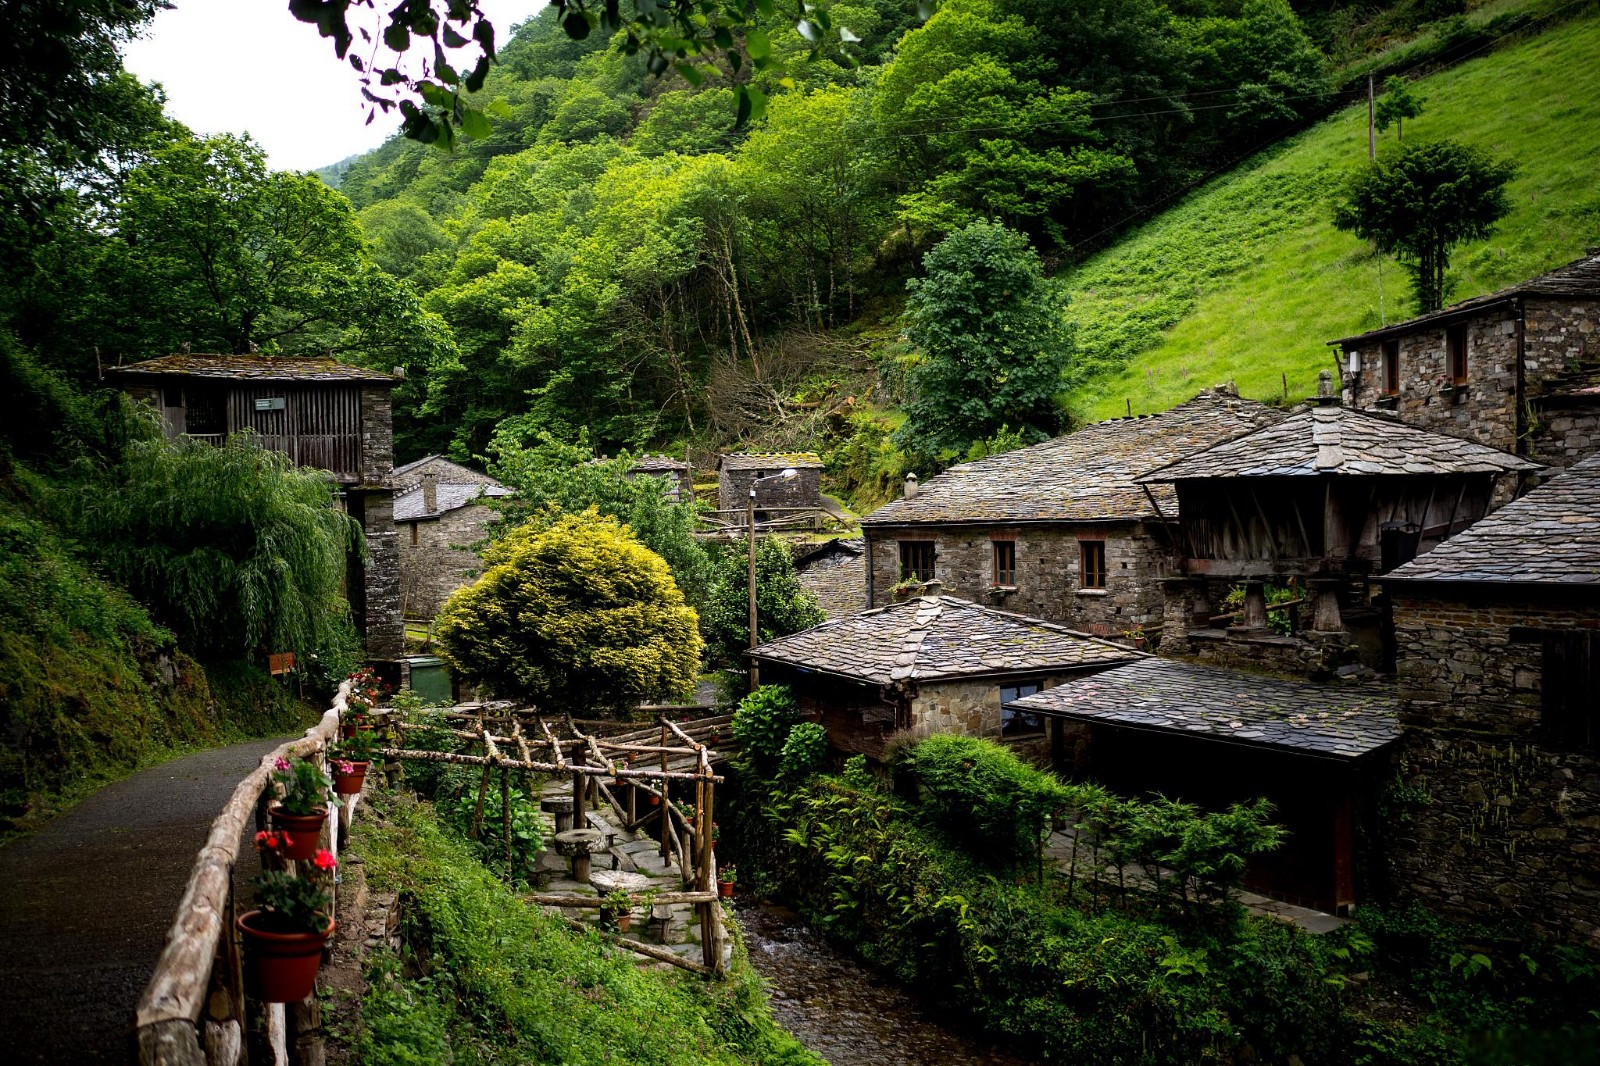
[1000,682,1044,736]
[1446,324,1468,385]
[1079,540,1107,589]
[1541,631,1600,752]
[992,540,1016,586]
[899,541,936,582]
[409,523,419,547]
[163,385,182,407]
[1381,340,1400,396]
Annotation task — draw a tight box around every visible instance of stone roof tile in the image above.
[719,452,824,471]
[748,596,1141,685]
[1384,453,1600,584]
[862,390,1282,526]
[1011,658,1401,759]
[108,354,397,383]
[1141,406,1538,481]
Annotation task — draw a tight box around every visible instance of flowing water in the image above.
[736,903,1040,1066]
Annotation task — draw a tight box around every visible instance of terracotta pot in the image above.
[617,914,632,933]
[332,761,370,796]
[268,805,327,861]
[718,880,735,899]
[340,723,374,741]
[238,911,334,1003]
[649,795,661,806]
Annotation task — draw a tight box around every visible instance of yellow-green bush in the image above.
[436,508,703,712]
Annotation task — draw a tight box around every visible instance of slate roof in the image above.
[1141,406,1539,481]
[1331,253,1600,346]
[1383,453,1600,585]
[862,390,1283,527]
[719,452,824,471]
[109,354,397,382]
[632,455,690,473]
[747,595,1141,685]
[395,482,513,522]
[1009,658,1401,760]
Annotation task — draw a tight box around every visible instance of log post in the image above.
[1310,580,1344,633]
[501,767,513,878]
[287,994,323,1066]
[469,761,491,840]
[1241,581,1269,630]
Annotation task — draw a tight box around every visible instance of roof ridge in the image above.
[889,597,944,682]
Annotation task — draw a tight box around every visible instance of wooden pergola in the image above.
[380,703,732,974]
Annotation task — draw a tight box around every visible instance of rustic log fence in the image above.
[135,681,358,1066]
[381,704,732,974]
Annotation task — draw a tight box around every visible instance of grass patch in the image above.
[353,792,820,1066]
[1061,8,1600,422]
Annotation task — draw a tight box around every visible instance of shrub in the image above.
[436,509,703,713]
[701,538,825,669]
[730,684,801,773]
[778,722,829,778]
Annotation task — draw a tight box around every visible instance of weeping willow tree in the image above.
[66,431,362,662]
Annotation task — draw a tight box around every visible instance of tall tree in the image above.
[1333,139,1515,313]
[894,220,1070,460]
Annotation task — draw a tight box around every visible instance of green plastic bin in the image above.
[406,655,453,706]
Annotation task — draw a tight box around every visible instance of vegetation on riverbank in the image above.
[351,791,819,1065]
[722,696,1600,1064]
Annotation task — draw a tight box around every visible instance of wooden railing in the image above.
[135,682,356,1066]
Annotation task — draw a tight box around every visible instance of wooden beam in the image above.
[552,914,712,975]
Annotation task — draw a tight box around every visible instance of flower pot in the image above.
[649,795,661,807]
[718,880,735,899]
[332,761,370,796]
[238,911,334,1003]
[268,806,327,861]
[617,914,632,933]
[340,723,373,741]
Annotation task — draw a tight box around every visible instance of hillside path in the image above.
[0,739,286,1064]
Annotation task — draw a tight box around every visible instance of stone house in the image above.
[858,388,1283,639]
[1333,251,1600,470]
[110,354,403,660]
[1142,402,1537,676]
[717,452,824,515]
[747,595,1140,765]
[629,455,693,503]
[392,456,514,619]
[1381,453,1600,945]
[793,538,866,619]
[1011,660,1400,914]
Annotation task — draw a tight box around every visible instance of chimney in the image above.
[904,472,919,500]
[422,470,438,515]
[1316,369,1337,404]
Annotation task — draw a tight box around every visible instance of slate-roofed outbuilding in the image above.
[1140,406,1541,481]
[862,389,1282,526]
[748,595,1141,686]
[1384,452,1600,586]
[718,452,824,471]
[1009,658,1401,760]
[394,481,513,522]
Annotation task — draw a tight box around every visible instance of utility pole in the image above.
[1368,74,1376,161]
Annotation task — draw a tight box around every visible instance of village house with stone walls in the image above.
[1143,401,1538,677]
[1334,251,1600,470]
[858,388,1283,639]
[716,452,824,515]
[1380,453,1600,945]
[392,455,514,620]
[747,596,1140,765]
[587,454,695,503]
[110,354,404,661]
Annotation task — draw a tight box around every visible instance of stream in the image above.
[736,903,1040,1066]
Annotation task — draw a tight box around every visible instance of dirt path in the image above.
[0,739,286,1064]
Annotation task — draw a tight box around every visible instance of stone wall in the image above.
[911,676,1078,766]
[394,456,498,494]
[359,384,395,484]
[360,490,404,659]
[1343,297,1600,465]
[1157,577,1376,678]
[717,467,822,512]
[1388,593,1600,945]
[1533,399,1600,471]
[865,523,1167,637]
[398,503,500,619]
[796,547,866,619]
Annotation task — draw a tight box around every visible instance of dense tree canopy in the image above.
[435,510,704,711]
[1333,138,1515,313]
[894,220,1070,460]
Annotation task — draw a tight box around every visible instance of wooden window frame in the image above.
[1000,681,1044,737]
[409,523,419,547]
[1079,539,1107,590]
[1446,324,1469,386]
[898,540,936,583]
[1380,340,1400,396]
[992,540,1016,587]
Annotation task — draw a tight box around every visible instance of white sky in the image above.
[122,0,544,173]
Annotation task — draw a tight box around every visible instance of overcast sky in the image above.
[122,0,543,173]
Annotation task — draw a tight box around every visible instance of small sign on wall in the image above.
[254,397,286,412]
[268,652,296,675]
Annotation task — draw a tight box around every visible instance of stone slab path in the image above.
[0,739,286,1064]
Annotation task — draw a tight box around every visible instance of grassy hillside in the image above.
[1061,7,1600,422]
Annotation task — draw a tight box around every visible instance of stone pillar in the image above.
[1310,580,1344,633]
[1240,581,1268,630]
[361,489,404,660]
